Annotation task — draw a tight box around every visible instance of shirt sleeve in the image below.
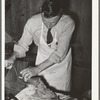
[14,19,34,58]
[49,19,75,63]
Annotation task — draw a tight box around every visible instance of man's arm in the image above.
[20,18,75,82]
[5,19,34,69]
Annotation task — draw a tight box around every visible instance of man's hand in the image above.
[20,67,41,82]
[5,52,18,69]
[5,59,14,69]
[20,58,55,82]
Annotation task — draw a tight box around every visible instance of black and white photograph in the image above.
[4,0,94,100]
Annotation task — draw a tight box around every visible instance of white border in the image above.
[1,0,99,100]
[2,0,5,100]
[92,0,99,99]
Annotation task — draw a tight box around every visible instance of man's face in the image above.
[41,13,60,29]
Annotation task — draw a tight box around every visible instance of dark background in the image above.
[5,0,92,98]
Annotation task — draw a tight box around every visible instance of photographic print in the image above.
[3,0,95,100]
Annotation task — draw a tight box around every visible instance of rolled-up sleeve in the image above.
[14,20,33,58]
[49,20,75,63]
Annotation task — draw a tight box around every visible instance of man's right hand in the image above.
[5,59,14,69]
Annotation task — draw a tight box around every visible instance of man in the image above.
[5,0,75,98]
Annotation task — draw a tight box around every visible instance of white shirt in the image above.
[14,13,75,63]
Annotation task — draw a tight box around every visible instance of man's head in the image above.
[41,0,62,18]
[41,0,62,28]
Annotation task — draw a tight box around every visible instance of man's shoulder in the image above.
[60,14,74,24]
[24,13,42,31]
[28,13,41,23]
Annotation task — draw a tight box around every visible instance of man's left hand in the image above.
[20,67,40,82]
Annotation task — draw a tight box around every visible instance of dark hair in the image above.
[41,0,62,18]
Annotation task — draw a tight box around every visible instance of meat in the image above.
[15,77,59,100]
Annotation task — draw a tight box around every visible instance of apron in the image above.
[36,23,72,92]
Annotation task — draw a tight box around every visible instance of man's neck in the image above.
[42,14,61,29]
